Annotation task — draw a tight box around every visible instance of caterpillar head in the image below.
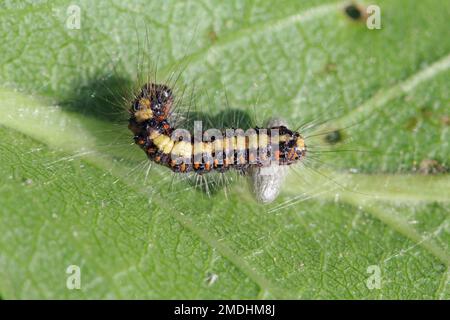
[131,83,173,123]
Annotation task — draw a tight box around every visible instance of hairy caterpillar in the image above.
[128,83,307,175]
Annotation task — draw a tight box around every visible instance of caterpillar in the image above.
[128,82,307,175]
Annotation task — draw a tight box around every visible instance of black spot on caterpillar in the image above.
[128,82,307,175]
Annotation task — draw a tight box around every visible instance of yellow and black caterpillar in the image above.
[128,83,307,174]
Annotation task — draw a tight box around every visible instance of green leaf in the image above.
[0,0,449,299]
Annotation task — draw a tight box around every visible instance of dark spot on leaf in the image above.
[441,115,449,126]
[207,28,218,43]
[420,106,433,119]
[344,3,363,20]
[419,159,447,175]
[405,117,418,131]
[324,62,337,73]
[325,130,342,144]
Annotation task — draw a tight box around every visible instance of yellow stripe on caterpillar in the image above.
[149,130,161,140]
[135,109,153,122]
[153,134,173,153]
[235,135,246,150]
[192,142,217,156]
[212,138,223,153]
[224,136,237,152]
[258,133,269,148]
[202,142,213,155]
[172,141,193,157]
[134,98,153,122]
[247,133,258,149]
[296,137,305,149]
